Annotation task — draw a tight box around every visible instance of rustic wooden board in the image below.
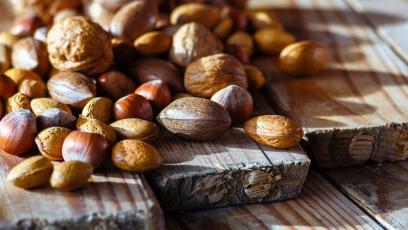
[326,161,408,229]
[147,93,310,211]
[253,0,408,169]
[0,153,165,229]
[167,171,382,230]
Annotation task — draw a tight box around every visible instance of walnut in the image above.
[46,16,113,76]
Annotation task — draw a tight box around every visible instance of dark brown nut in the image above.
[110,118,159,142]
[47,16,113,76]
[10,12,44,38]
[11,37,50,77]
[134,80,171,112]
[47,72,97,110]
[30,98,72,116]
[0,45,11,73]
[53,9,80,23]
[0,74,17,100]
[213,18,233,39]
[155,13,170,29]
[279,41,329,76]
[169,22,223,67]
[244,64,266,90]
[226,31,253,56]
[224,5,247,30]
[0,31,19,48]
[111,38,137,67]
[18,79,46,99]
[129,58,182,93]
[184,53,248,98]
[110,1,158,41]
[4,68,42,85]
[76,116,117,144]
[134,31,172,56]
[0,101,3,118]
[247,9,283,30]
[6,93,31,113]
[254,28,295,54]
[81,97,113,124]
[97,71,136,100]
[50,161,94,191]
[211,85,253,124]
[225,44,250,64]
[157,97,231,141]
[113,94,153,121]
[33,27,48,43]
[37,108,76,130]
[35,127,72,161]
[170,3,221,28]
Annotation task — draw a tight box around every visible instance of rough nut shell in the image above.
[110,118,159,142]
[6,92,31,114]
[81,97,113,124]
[7,156,53,189]
[170,3,221,28]
[30,98,72,116]
[244,115,304,149]
[50,161,93,191]
[18,79,46,99]
[36,108,76,130]
[35,127,72,161]
[76,116,117,144]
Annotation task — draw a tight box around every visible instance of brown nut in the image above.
[18,79,46,99]
[76,116,117,144]
[0,31,19,48]
[36,108,76,130]
[0,109,37,155]
[35,127,72,161]
[279,41,329,76]
[30,98,72,116]
[111,139,161,172]
[134,80,171,111]
[4,68,42,85]
[129,58,182,93]
[254,28,295,54]
[170,3,221,28]
[0,45,11,73]
[111,38,137,67]
[62,131,110,168]
[226,31,253,57]
[97,71,136,100]
[0,101,3,118]
[81,97,113,124]
[244,64,266,90]
[83,1,115,31]
[211,85,253,124]
[113,94,153,121]
[184,53,248,98]
[247,9,283,30]
[47,72,96,110]
[97,0,134,11]
[134,31,172,56]
[213,18,233,40]
[7,156,53,189]
[157,97,231,141]
[11,37,50,77]
[0,74,17,100]
[170,22,223,67]
[47,16,113,76]
[244,115,303,149]
[110,118,159,142]
[110,1,158,41]
[50,161,94,191]
[6,93,31,113]
[10,12,44,38]
[224,5,247,30]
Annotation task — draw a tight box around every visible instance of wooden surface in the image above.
[168,171,382,230]
[255,0,408,169]
[147,93,310,211]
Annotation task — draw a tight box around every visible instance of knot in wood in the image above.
[195,175,226,204]
[243,170,280,199]
[348,133,373,161]
[385,126,408,161]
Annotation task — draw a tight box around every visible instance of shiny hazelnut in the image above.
[211,85,253,124]
[134,31,172,56]
[36,108,76,130]
[6,93,31,113]
[254,28,295,54]
[53,9,80,23]
[50,161,94,191]
[0,109,37,155]
[81,97,113,124]
[4,68,42,85]
[18,79,46,99]
[0,74,17,100]
[97,71,136,100]
[10,12,44,38]
[114,94,153,121]
[244,64,266,90]
[62,131,110,168]
[30,98,72,116]
[170,3,221,28]
[134,80,171,111]
[0,45,11,73]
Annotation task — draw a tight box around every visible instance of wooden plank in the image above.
[147,94,310,211]
[0,153,165,229]
[253,0,408,169]
[326,161,408,229]
[167,171,383,230]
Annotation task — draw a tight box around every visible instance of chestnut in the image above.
[113,94,153,121]
[0,74,17,100]
[97,71,136,100]
[134,80,171,111]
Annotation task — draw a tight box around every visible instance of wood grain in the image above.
[168,171,382,230]
[254,0,408,168]
[147,93,310,211]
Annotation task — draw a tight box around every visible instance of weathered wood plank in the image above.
[326,161,408,229]
[147,94,310,211]
[254,0,408,169]
[0,153,165,229]
[168,171,382,230]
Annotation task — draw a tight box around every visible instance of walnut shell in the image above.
[46,16,113,76]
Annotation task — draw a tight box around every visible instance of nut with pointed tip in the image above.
[50,161,94,191]
[134,80,171,112]
[81,97,113,124]
[36,108,76,130]
[7,156,53,189]
[134,31,172,56]
[110,118,159,142]
[113,94,153,121]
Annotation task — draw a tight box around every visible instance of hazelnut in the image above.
[244,64,266,90]
[33,27,48,43]
[111,38,137,67]
[213,18,233,39]
[184,53,248,98]
[7,156,53,189]
[0,45,11,73]
[9,12,44,38]
[247,10,282,30]
[97,71,136,100]
[279,41,329,76]
[0,74,17,100]
[129,58,182,93]
[50,161,94,191]
[134,80,171,111]
[111,139,161,172]
[76,116,117,144]
[110,1,158,41]
[157,97,231,141]
[0,109,37,155]
[170,22,223,67]
[134,31,172,56]
[35,127,72,161]
[110,118,159,142]
[113,94,153,121]
[6,93,31,113]
[0,31,19,48]
[62,131,110,168]
[47,72,97,110]
[11,37,50,77]
[36,108,76,130]
[18,79,46,99]
[47,16,113,76]
[254,28,295,54]
[30,98,72,116]
[226,31,253,57]
[4,68,42,85]
[81,97,113,124]
[211,85,253,124]
[170,3,221,28]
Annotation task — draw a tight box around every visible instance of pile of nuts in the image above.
[1,0,328,191]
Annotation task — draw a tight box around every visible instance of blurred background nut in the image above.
[254,28,295,54]
[113,94,153,121]
[170,22,223,67]
[223,5,247,30]
[212,18,233,40]
[226,31,253,57]
[50,161,94,191]
[76,116,117,144]
[134,31,172,56]
[170,3,221,28]
[53,9,79,23]
[96,0,134,12]
[111,38,137,67]
[81,97,113,124]
[33,27,48,43]
[46,16,113,76]
[35,127,71,161]
[83,0,115,30]
[244,64,266,90]
[134,80,171,112]
[0,74,17,100]
[30,98,71,116]
[18,79,46,99]
[9,11,44,38]
[4,68,42,85]
[0,45,11,73]
[36,108,76,130]
[0,31,18,48]
[6,92,31,113]
[97,71,136,100]
[110,118,159,142]
[247,9,283,30]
